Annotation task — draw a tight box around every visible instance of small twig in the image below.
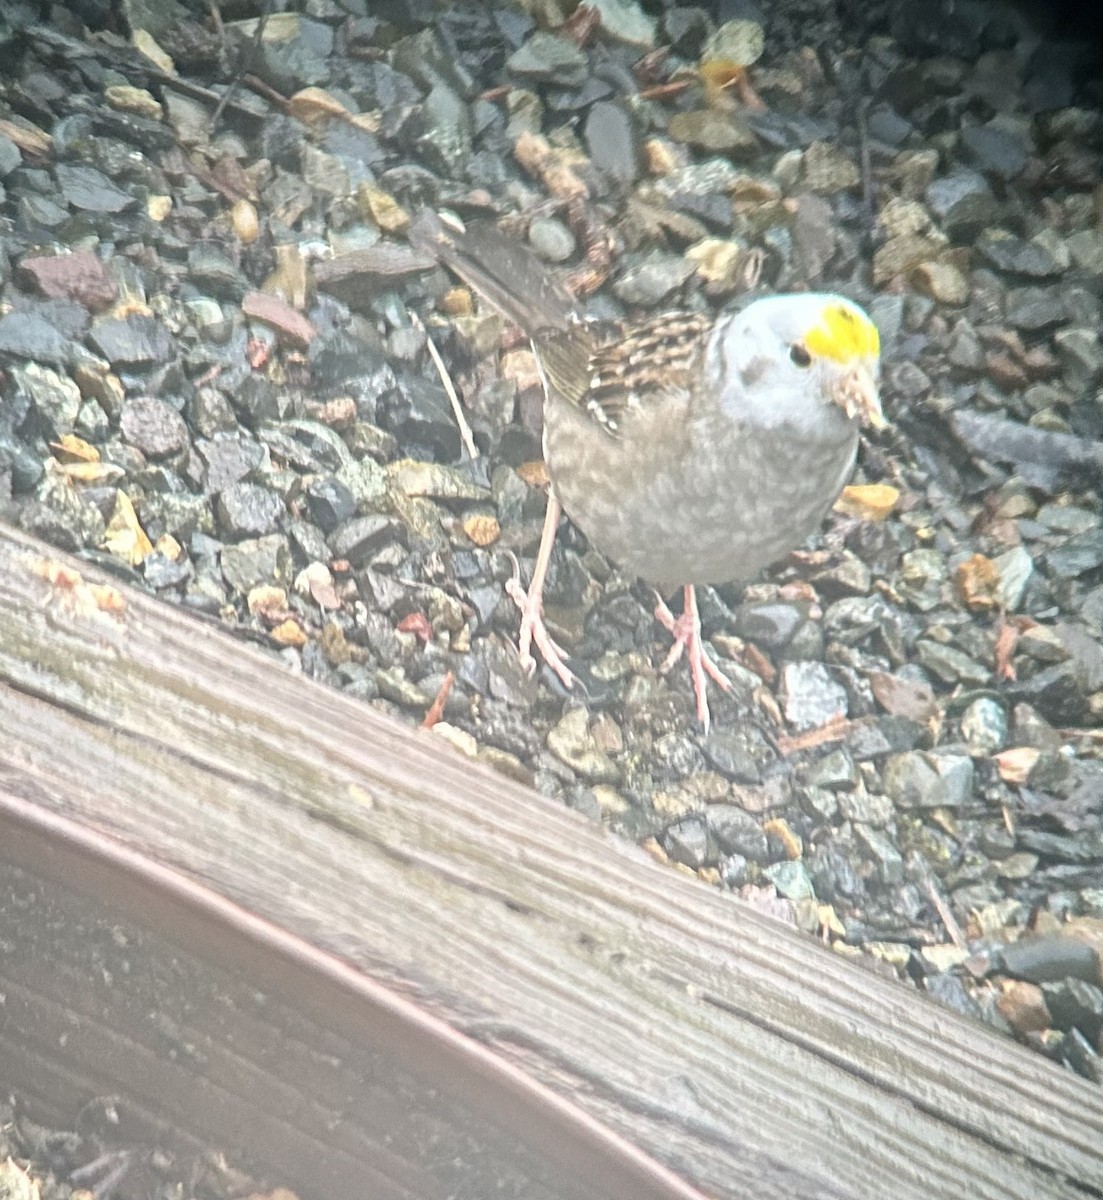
[211,1,273,129]
[776,713,849,756]
[421,671,455,729]
[411,312,479,460]
[1001,802,1015,837]
[924,877,966,950]
[857,98,875,234]
[71,1149,134,1200]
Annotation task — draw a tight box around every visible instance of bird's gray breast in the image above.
[544,395,859,587]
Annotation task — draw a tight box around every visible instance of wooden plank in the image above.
[0,803,697,1200]
[0,521,1100,1199]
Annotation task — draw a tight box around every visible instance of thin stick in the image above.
[211,1,272,129]
[411,313,479,460]
[421,670,454,730]
[924,877,966,950]
[857,98,875,234]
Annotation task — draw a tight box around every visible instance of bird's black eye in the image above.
[789,343,812,368]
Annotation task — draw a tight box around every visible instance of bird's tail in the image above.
[410,210,577,336]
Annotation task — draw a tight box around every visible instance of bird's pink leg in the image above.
[505,494,576,688]
[654,584,732,733]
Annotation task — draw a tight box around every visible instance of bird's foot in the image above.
[654,585,732,734]
[506,558,576,689]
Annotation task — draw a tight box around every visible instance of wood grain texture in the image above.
[0,522,1100,1200]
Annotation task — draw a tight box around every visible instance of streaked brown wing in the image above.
[536,312,711,436]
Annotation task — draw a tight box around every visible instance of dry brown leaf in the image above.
[304,395,356,428]
[32,558,126,622]
[993,747,1041,784]
[499,347,542,390]
[736,638,776,684]
[763,817,803,860]
[513,130,589,201]
[262,243,310,309]
[288,87,351,124]
[0,117,52,158]
[776,713,849,755]
[248,585,290,622]
[294,562,342,610]
[232,198,260,243]
[953,552,1001,611]
[643,136,683,175]
[994,618,1021,682]
[869,670,939,722]
[421,669,455,730]
[699,59,745,91]
[349,111,382,134]
[515,460,550,489]
[833,483,900,521]
[242,291,317,346]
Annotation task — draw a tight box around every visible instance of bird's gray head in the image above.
[709,293,883,435]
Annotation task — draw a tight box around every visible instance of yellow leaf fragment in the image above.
[462,512,500,547]
[155,533,183,560]
[440,286,474,316]
[131,28,175,73]
[833,483,900,521]
[818,903,846,938]
[51,433,100,463]
[357,184,409,234]
[103,491,153,566]
[269,618,308,647]
[59,461,125,484]
[59,458,125,482]
[105,85,163,121]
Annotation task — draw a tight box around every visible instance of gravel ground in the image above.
[0,1098,263,1200]
[0,0,1102,1085]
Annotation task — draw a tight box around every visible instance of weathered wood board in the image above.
[1,522,1100,1200]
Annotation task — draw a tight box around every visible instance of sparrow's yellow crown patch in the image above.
[804,303,880,363]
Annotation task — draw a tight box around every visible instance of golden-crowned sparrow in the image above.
[414,213,883,730]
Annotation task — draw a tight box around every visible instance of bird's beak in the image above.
[835,362,884,429]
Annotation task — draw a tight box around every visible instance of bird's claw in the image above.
[654,588,732,734]
[506,558,575,689]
